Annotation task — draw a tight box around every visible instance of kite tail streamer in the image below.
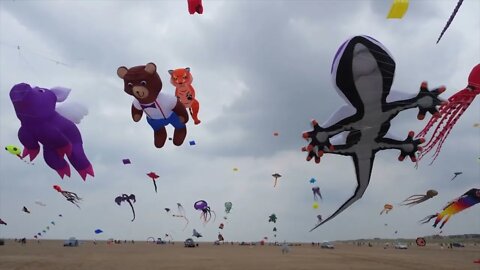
[436,0,464,44]
[419,214,438,224]
[127,201,136,222]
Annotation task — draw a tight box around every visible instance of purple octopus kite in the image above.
[194,200,216,224]
[9,83,94,180]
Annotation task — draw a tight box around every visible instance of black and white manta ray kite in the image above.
[302,35,446,231]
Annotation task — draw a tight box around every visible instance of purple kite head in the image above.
[194,200,208,211]
[10,83,70,120]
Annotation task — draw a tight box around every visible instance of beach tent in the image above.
[63,237,79,247]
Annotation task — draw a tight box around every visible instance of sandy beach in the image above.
[1,240,479,270]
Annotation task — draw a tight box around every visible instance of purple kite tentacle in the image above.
[211,210,216,223]
[436,0,464,44]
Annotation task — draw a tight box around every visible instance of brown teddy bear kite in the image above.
[117,62,189,148]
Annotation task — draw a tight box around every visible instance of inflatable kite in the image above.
[9,83,94,180]
[94,229,103,234]
[172,203,189,230]
[194,200,216,224]
[117,63,189,148]
[380,204,393,215]
[224,202,232,214]
[416,64,480,164]
[312,202,319,209]
[272,173,282,187]
[0,218,6,225]
[219,223,224,230]
[302,35,445,231]
[420,188,480,229]
[187,0,203,14]
[386,0,409,19]
[115,194,137,222]
[192,229,202,238]
[268,214,277,223]
[312,186,322,201]
[309,178,316,184]
[6,144,34,165]
[218,233,224,242]
[416,237,426,247]
[401,189,438,206]
[164,234,173,241]
[436,0,464,44]
[53,185,81,208]
[5,145,21,157]
[35,201,46,207]
[146,172,159,193]
[169,67,201,125]
[450,172,463,181]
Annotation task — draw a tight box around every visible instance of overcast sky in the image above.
[0,0,479,243]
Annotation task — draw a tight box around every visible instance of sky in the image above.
[0,0,479,243]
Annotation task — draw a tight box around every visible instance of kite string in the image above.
[0,41,69,66]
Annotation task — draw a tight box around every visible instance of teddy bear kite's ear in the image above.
[117,66,129,79]
[145,63,157,74]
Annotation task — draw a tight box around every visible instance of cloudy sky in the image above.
[0,0,478,243]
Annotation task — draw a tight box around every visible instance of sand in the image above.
[0,240,479,270]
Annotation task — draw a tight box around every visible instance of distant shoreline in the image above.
[3,233,479,244]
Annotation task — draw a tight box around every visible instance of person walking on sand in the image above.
[281,241,290,254]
